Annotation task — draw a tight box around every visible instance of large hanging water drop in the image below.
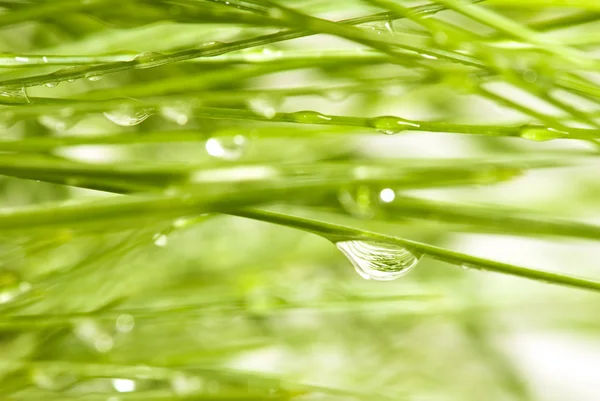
[205,135,249,160]
[103,105,154,126]
[336,240,421,281]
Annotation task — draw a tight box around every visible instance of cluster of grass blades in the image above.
[0,0,599,400]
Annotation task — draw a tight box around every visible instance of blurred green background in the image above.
[0,1,599,400]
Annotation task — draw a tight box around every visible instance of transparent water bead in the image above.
[336,240,421,281]
[153,233,168,247]
[370,116,420,135]
[0,86,29,103]
[520,127,565,142]
[104,106,153,126]
[205,135,249,161]
[85,72,102,81]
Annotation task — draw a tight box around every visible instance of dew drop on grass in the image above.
[104,106,153,126]
[336,240,421,281]
[291,110,332,123]
[134,52,166,69]
[370,116,420,135]
[0,86,29,102]
[153,233,168,247]
[205,135,249,160]
[44,81,58,88]
[520,127,565,142]
[85,73,102,82]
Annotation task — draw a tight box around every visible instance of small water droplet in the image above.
[103,105,153,126]
[44,81,58,88]
[336,240,421,281]
[205,135,249,160]
[520,127,565,142]
[291,110,332,123]
[135,52,166,69]
[85,73,102,82]
[247,95,280,119]
[370,116,420,135]
[112,378,136,393]
[153,233,168,247]
[116,314,135,333]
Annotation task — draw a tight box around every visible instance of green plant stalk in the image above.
[0,1,465,89]
[233,208,600,293]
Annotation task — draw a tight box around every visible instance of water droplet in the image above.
[336,240,421,281]
[247,95,280,119]
[370,116,420,135]
[135,52,166,69]
[379,188,395,203]
[103,105,153,126]
[291,110,332,123]
[205,135,249,160]
[153,233,168,247]
[85,73,102,82]
[0,86,29,103]
[460,264,470,270]
[112,378,136,393]
[116,314,135,333]
[160,105,191,125]
[338,186,375,219]
[44,81,58,88]
[520,127,565,142]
